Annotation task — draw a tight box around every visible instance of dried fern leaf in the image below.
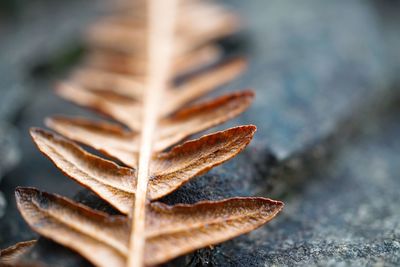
[16,187,283,267]
[30,125,256,214]
[16,188,128,267]
[69,57,245,103]
[146,198,282,265]
[157,91,254,149]
[56,82,142,130]
[46,91,254,166]
[83,44,222,77]
[85,5,239,57]
[70,67,144,99]
[149,125,256,199]
[9,0,286,266]
[0,240,36,265]
[105,1,234,26]
[112,0,210,15]
[45,116,138,167]
[57,67,248,132]
[164,58,247,113]
[30,128,136,213]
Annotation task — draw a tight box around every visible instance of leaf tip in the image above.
[275,199,285,210]
[29,127,48,141]
[237,89,256,105]
[44,115,67,131]
[29,127,40,138]
[266,198,285,215]
[225,56,248,71]
[44,116,55,128]
[15,187,37,206]
[229,124,257,143]
[54,81,70,94]
[242,89,255,99]
[245,124,257,134]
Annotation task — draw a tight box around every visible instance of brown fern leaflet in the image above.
[0,240,36,266]
[1,1,284,266]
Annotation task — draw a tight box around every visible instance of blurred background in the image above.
[0,0,399,266]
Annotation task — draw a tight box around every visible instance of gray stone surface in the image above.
[221,0,391,159]
[1,0,400,266]
[0,0,104,218]
[0,123,20,217]
[0,123,20,179]
[373,1,400,81]
[180,91,400,267]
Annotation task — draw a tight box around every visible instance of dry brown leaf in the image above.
[57,61,247,131]
[30,125,256,214]
[55,82,142,130]
[83,44,222,77]
[0,240,36,265]
[165,58,247,114]
[16,188,128,267]
[16,187,283,267]
[45,116,139,167]
[149,125,256,199]
[70,67,144,100]
[30,128,136,213]
[157,91,255,150]
[69,57,245,103]
[46,91,254,166]
[112,0,198,11]
[146,198,283,265]
[85,5,239,57]
[11,0,286,266]
[105,1,234,27]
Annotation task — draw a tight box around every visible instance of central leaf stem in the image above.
[128,0,178,266]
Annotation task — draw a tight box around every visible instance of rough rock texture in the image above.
[0,0,105,218]
[222,0,390,159]
[0,124,20,217]
[175,92,400,267]
[1,0,400,266]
